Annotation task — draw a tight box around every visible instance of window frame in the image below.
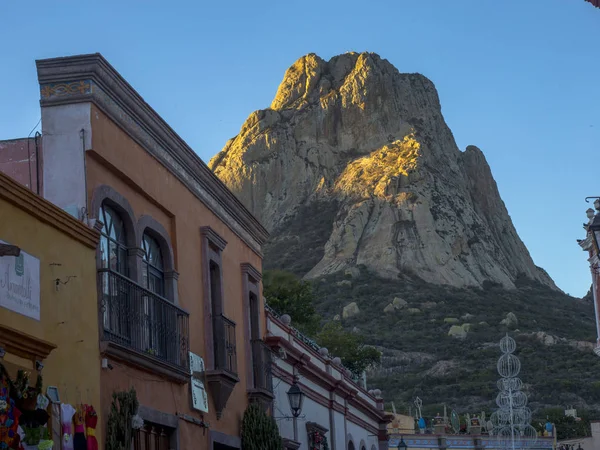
[201,226,228,370]
[99,203,129,276]
[135,405,179,450]
[91,184,139,280]
[137,216,178,304]
[242,263,263,388]
[142,231,166,297]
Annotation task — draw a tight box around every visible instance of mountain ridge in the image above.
[209,51,556,290]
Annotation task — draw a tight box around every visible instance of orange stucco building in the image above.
[2,53,271,449]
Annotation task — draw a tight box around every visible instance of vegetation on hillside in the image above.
[263,270,320,335]
[315,322,382,375]
[263,270,381,376]
[306,266,600,414]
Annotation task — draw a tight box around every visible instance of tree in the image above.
[241,403,282,450]
[535,408,592,440]
[264,270,381,376]
[106,388,139,450]
[263,270,319,335]
[316,322,381,377]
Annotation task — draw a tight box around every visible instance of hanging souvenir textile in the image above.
[16,426,24,448]
[37,439,54,450]
[72,406,86,450]
[84,405,97,450]
[0,364,21,450]
[60,404,76,450]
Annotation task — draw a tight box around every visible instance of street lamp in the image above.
[398,436,408,450]
[287,380,304,418]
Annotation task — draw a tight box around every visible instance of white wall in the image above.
[269,314,385,450]
[333,410,346,449]
[41,103,92,218]
[273,371,383,450]
[347,419,379,450]
[302,396,332,446]
[273,377,295,441]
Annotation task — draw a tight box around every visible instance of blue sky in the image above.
[1,0,598,297]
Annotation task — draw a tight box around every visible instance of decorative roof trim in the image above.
[241,262,262,282]
[266,309,379,402]
[201,226,227,251]
[269,353,388,425]
[35,53,268,256]
[579,235,593,251]
[0,171,100,249]
[306,421,329,434]
[0,324,57,360]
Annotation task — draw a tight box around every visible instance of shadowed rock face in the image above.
[209,52,556,290]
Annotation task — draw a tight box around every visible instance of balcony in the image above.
[207,314,239,420]
[98,269,190,382]
[248,338,275,408]
[252,339,273,391]
[213,314,237,375]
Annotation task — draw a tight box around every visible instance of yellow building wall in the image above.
[387,413,416,434]
[0,190,102,447]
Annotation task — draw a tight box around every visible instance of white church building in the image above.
[264,307,391,450]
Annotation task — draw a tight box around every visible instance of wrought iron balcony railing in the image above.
[99,268,190,370]
[213,314,237,375]
[251,338,273,392]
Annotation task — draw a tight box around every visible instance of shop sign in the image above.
[189,352,208,413]
[0,240,40,320]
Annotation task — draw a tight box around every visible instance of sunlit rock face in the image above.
[209,52,556,289]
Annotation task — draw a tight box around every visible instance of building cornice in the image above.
[35,53,268,256]
[241,262,262,282]
[271,363,386,429]
[579,235,593,251]
[0,172,100,249]
[265,336,310,367]
[0,324,57,361]
[348,395,391,425]
[346,411,380,435]
[266,334,387,424]
[200,226,228,252]
[267,311,380,402]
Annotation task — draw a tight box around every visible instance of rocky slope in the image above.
[210,52,555,289]
[310,268,600,413]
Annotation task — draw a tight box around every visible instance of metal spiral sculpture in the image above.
[490,335,538,450]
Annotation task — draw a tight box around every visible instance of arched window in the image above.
[348,442,355,450]
[100,203,128,275]
[142,232,165,297]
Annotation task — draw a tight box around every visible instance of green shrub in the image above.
[241,403,282,450]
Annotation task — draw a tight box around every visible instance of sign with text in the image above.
[0,240,40,320]
[189,352,208,413]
